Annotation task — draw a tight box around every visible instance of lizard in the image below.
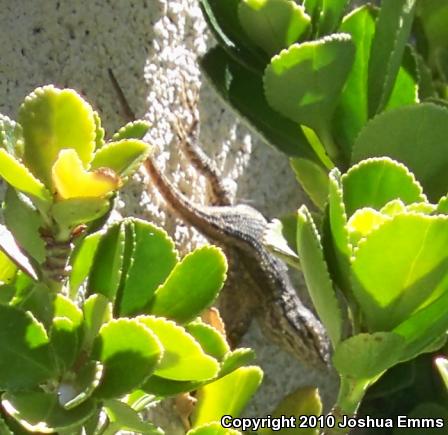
[108,69,331,369]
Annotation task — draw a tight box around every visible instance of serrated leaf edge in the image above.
[350,211,448,262]
[298,204,343,346]
[351,102,448,163]
[343,156,427,204]
[112,120,151,141]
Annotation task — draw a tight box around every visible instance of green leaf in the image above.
[0,285,16,305]
[11,282,54,327]
[350,214,448,331]
[188,423,241,435]
[82,293,113,351]
[198,0,266,72]
[2,391,95,433]
[300,126,334,171]
[200,46,317,160]
[347,208,392,246]
[417,0,448,52]
[263,219,300,269]
[91,139,150,177]
[93,111,105,149]
[54,294,81,325]
[149,246,227,324]
[342,157,426,217]
[60,361,103,409]
[0,305,56,389]
[333,332,405,379]
[87,222,125,301]
[186,320,230,360]
[393,290,448,361]
[259,387,322,434]
[352,104,448,201]
[192,366,263,426]
[405,201,435,215]
[437,194,448,214]
[52,148,120,199]
[69,231,102,297]
[0,114,24,157]
[0,224,38,280]
[142,376,202,397]
[0,250,17,285]
[264,34,355,163]
[112,120,151,141]
[414,53,436,100]
[367,0,417,115]
[333,6,376,158]
[317,0,349,36]
[303,0,320,23]
[52,197,110,228]
[137,316,220,382]
[104,399,163,434]
[416,1,448,86]
[219,348,256,377]
[385,63,418,111]
[3,187,45,263]
[0,148,51,202]
[19,85,96,187]
[50,317,79,371]
[0,414,13,435]
[238,0,311,57]
[118,219,177,316]
[290,157,329,210]
[297,206,342,347]
[81,411,102,435]
[264,34,354,128]
[278,213,302,262]
[325,168,352,293]
[93,318,162,399]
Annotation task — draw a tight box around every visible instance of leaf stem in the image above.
[320,376,371,435]
[40,227,72,293]
[94,417,111,435]
[316,126,343,170]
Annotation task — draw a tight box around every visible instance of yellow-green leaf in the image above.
[333,332,405,379]
[149,246,227,324]
[192,366,263,427]
[90,139,150,177]
[52,149,120,199]
[93,318,163,399]
[20,86,96,187]
[2,391,95,433]
[0,149,51,202]
[264,33,354,163]
[238,0,311,57]
[259,387,322,434]
[352,104,448,202]
[188,422,241,435]
[297,206,343,347]
[351,214,448,331]
[188,423,241,435]
[0,251,17,285]
[112,120,151,141]
[137,316,220,382]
